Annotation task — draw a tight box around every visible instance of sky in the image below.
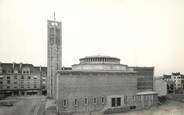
[0,0,184,76]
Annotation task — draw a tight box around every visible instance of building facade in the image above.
[47,20,62,98]
[171,72,184,91]
[0,62,47,97]
[154,78,167,96]
[163,73,184,94]
[55,56,157,115]
[162,75,175,94]
[131,67,154,91]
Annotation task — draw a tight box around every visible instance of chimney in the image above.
[20,63,22,69]
[12,62,15,69]
[40,65,42,71]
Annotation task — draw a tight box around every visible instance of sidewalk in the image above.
[44,99,58,115]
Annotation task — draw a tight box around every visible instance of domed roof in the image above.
[79,55,120,64]
[83,55,119,58]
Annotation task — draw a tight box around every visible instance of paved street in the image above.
[2,97,184,115]
[0,96,46,115]
[111,100,184,115]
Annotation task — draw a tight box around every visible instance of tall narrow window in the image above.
[124,96,127,104]
[63,99,67,107]
[117,97,121,106]
[93,97,97,104]
[84,98,88,105]
[101,96,105,104]
[74,99,78,106]
[111,98,116,107]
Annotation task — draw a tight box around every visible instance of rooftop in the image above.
[79,55,121,64]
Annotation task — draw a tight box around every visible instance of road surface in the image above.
[0,96,46,115]
[2,97,184,115]
[111,100,184,115]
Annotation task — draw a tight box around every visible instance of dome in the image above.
[79,55,120,64]
[72,55,128,71]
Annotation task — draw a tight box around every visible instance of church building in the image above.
[46,19,157,115]
[56,56,157,114]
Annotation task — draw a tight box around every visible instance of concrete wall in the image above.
[155,79,167,96]
[72,64,127,71]
[47,20,62,98]
[56,71,137,114]
[131,67,154,91]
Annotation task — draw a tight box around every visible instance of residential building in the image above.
[163,73,184,94]
[0,62,47,97]
[171,72,184,90]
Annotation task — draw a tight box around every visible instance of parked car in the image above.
[0,100,14,107]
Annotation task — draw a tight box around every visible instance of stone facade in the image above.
[154,78,167,96]
[55,56,157,114]
[47,20,62,98]
[163,73,184,94]
[131,67,154,91]
[56,71,137,114]
[0,62,47,97]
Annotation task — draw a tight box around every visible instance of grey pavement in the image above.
[0,96,46,115]
[110,100,184,115]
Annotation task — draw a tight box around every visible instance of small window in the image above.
[93,97,97,104]
[101,96,105,104]
[74,99,78,106]
[84,97,88,105]
[7,86,10,89]
[111,98,116,107]
[28,76,31,79]
[124,96,127,104]
[14,76,17,79]
[63,99,67,107]
[21,75,24,79]
[7,70,11,73]
[117,97,121,106]
[0,81,2,84]
[7,76,10,79]
[7,80,10,84]
[111,97,121,107]
[34,83,37,88]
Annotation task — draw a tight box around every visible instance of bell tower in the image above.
[47,15,62,98]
